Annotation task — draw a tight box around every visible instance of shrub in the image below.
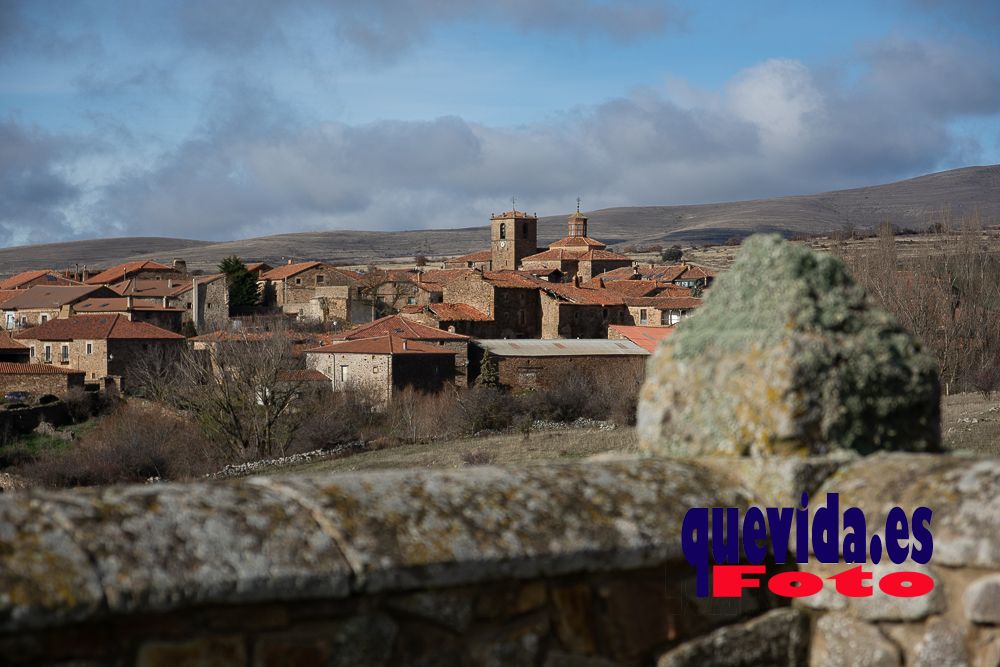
[661,246,683,263]
[454,386,514,433]
[971,365,1000,400]
[17,403,214,488]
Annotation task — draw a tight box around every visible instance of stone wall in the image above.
[2,454,994,666]
[0,369,84,396]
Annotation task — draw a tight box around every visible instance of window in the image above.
[29,346,35,359]
[295,277,302,285]
[639,309,648,325]
[339,365,349,384]
[499,223,506,239]
[86,342,93,355]
[60,344,69,363]
[407,297,416,305]
[522,222,528,236]
[40,314,48,323]
[43,344,51,363]
[316,274,325,285]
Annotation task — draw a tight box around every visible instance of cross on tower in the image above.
[512,196,516,212]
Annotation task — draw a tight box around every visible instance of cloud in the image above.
[0,120,88,246]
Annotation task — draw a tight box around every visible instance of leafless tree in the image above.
[174,328,308,460]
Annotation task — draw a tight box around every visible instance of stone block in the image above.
[657,608,809,667]
[810,613,900,667]
[964,575,1000,624]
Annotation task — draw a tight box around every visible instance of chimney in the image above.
[172,258,187,273]
[402,339,409,351]
[162,296,169,308]
[573,275,581,287]
[287,259,293,265]
[597,277,605,288]
[126,296,133,309]
[168,279,174,288]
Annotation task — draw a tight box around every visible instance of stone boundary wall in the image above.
[0,454,997,666]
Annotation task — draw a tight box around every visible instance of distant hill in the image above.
[2,165,998,274]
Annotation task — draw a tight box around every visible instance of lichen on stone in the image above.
[638,234,941,456]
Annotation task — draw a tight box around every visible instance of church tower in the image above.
[490,207,537,271]
[567,197,587,237]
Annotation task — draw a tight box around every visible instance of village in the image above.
[0,206,712,412]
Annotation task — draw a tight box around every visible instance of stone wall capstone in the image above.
[638,234,941,457]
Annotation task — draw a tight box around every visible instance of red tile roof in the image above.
[13,314,184,341]
[426,303,491,321]
[0,333,26,350]
[580,279,661,297]
[0,290,19,307]
[608,325,675,352]
[336,314,469,341]
[86,261,175,285]
[521,248,581,262]
[549,236,607,249]
[306,335,457,356]
[0,362,82,375]
[419,269,476,285]
[0,270,80,290]
[113,274,223,298]
[1,285,112,310]
[579,249,630,261]
[482,271,540,289]
[259,261,321,281]
[538,282,626,306]
[72,297,184,313]
[446,249,492,264]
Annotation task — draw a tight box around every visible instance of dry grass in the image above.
[272,427,639,476]
[942,392,1000,456]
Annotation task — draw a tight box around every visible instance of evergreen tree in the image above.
[476,350,500,388]
[218,256,260,310]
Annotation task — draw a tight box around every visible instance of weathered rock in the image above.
[853,562,944,621]
[810,613,901,667]
[964,575,1000,624]
[638,234,940,456]
[816,455,1000,569]
[913,617,970,667]
[656,608,809,667]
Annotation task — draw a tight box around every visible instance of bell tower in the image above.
[568,197,588,237]
[490,204,537,271]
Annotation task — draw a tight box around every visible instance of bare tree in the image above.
[175,328,308,460]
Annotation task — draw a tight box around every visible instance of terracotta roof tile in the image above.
[522,248,582,262]
[306,335,457,356]
[538,282,626,306]
[549,236,607,249]
[336,314,469,340]
[1,285,113,310]
[0,270,80,290]
[446,249,492,264]
[259,261,322,281]
[85,261,174,285]
[481,271,540,289]
[72,297,185,313]
[277,369,330,383]
[624,296,703,309]
[12,314,184,341]
[0,333,26,350]
[608,325,674,352]
[419,269,476,284]
[0,362,82,375]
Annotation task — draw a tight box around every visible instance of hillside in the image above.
[2,165,998,273]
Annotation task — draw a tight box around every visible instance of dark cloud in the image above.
[0,121,85,246]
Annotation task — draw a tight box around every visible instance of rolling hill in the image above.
[2,165,998,274]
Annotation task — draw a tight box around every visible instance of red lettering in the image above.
[829,565,874,597]
[767,571,823,597]
[879,571,934,597]
[712,565,765,597]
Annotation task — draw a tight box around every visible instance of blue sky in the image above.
[1,0,999,246]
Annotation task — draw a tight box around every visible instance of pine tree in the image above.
[218,256,260,310]
[476,350,500,388]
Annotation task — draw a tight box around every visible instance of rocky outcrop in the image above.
[638,234,941,457]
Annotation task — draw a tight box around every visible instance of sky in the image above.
[1,0,999,247]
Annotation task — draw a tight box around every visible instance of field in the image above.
[261,392,996,477]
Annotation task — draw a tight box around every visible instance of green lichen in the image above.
[639,234,941,456]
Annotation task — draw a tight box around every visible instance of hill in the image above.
[2,165,998,273]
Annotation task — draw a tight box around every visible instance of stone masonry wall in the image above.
[1,454,995,666]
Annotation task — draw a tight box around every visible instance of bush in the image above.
[454,386,515,433]
[661,246,683,263]
[971,365,1000,400]
[17,403,214,488]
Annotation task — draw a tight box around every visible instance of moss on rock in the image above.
[638,234,940,456]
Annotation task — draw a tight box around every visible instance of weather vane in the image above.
[512,196,516,212]
[577,196,581,213]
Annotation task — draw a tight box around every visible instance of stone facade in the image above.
[443,272,542,338]
[540,294,631,339]
[474,349,647,392]
[490,210,538,271]
[20,336,184,389]
[0,367,85,395]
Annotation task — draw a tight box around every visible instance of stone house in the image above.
[400,302,493,339]
[536,279,631,339]
[443,249,492,271]
[624,296,702,326]
[592,263,716,289]
[2,286,119,331]
[13,314,185,390]
[306,335,456,409]
[0,270,81,290]
[470,338,649,391]
[442,270,542,338]
[258,261,365,324]
[114,275,230,332]
[0,362,85,396]
[84,260,186,286]
[326,315,471,386]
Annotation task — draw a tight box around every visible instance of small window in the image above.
[43,344,52,362]
[86,342,93,355]
[40,314,48,323]
[339,365,349,383]
[639,309,648,325]
[499,223,506,240]
[295,277,302,285]
[407,297,416,305]
[316,275,325,285]
[61,344,69,362]
[522,222,528,236]
[29,346,35,358]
